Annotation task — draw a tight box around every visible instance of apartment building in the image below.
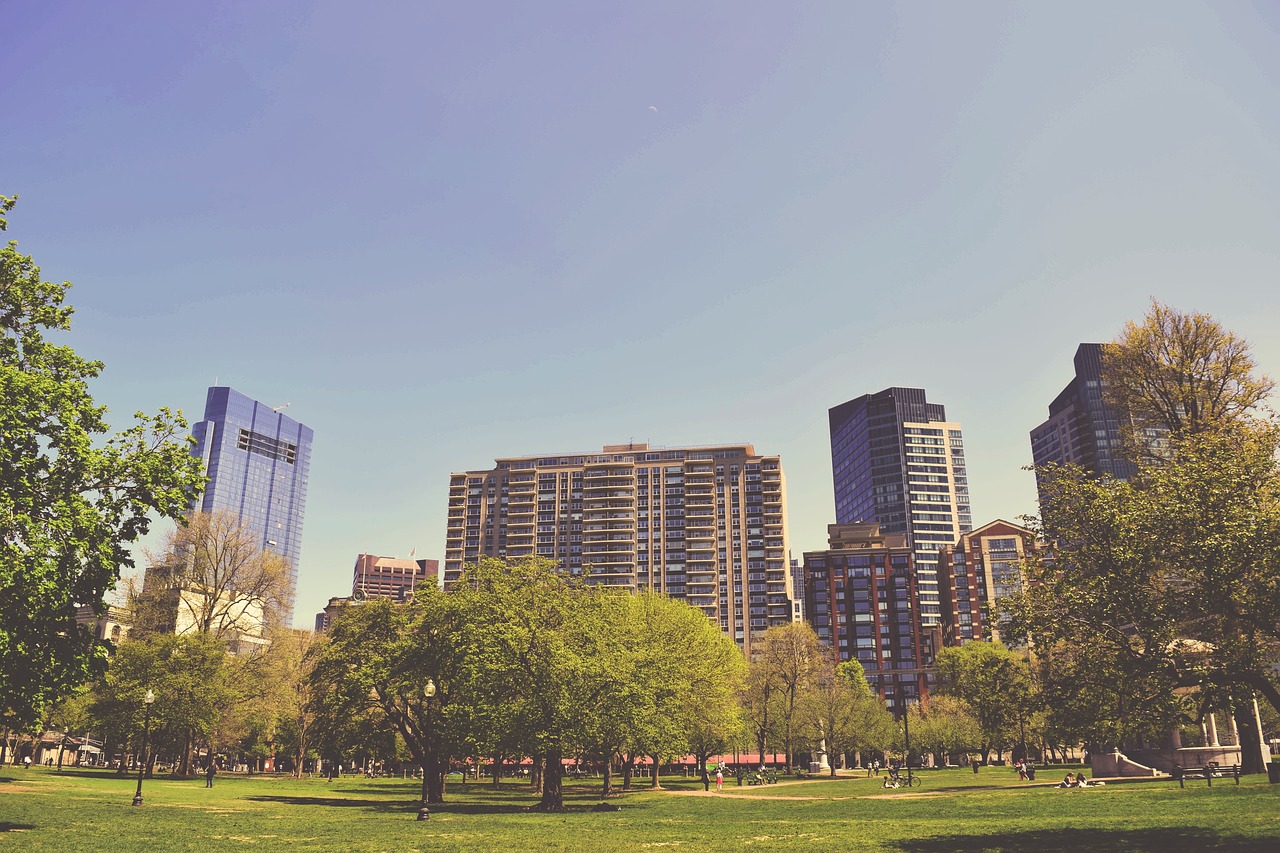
[937,519,1037,646]
[829,387,973,627]
[444,442,794,653]
[800,522,938,711]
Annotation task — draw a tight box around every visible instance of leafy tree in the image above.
[1102,301,1274,451]
[798,659,885,776]
[0,196,204,729]
[934,642,1035,763]
[754,622,826,771]
[89,633,229,775]
[309,588,466,804]
[911,695,982,767]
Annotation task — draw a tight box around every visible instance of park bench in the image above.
[1172,762,1239,787]
[745,770,778,786]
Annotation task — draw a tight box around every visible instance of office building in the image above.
[936,519,1037,646]
[444,442,793,655]
[352,553,438,602]
[191,387,313,622]
[801,523,938,711]
[1029,343,1136,506]
[829,388,972,626]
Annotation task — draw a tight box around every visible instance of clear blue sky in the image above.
[5,1,1280,626]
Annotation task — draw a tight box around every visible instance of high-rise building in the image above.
[1029,344,1136,505]
[800,523,938,711]
[191,387,313,622]
[352,553,438,602]
[828,388,972,626]
[936,519,1037,646]
[444,442,793,655]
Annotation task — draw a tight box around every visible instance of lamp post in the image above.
[132,690,155,806]
[901,696,915,788]
[416,678,437,821]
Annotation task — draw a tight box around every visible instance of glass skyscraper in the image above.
[828,387,972,626]
[1029,343,1136,507]
[191,387,313,621]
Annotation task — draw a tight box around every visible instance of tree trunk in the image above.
[621,755,635,791]
[600,759,612,798]
[650,753,662,789]
[531,753,543,793]
[539,747,564,810]
[1232,699,1266,775]
[491,752,502,788]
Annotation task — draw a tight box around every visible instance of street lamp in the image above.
[901,696,915,788]
[417,679,437,821]
[132,690,155,806]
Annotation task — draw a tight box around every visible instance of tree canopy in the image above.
[1,196,204,729]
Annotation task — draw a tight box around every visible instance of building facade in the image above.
[1029,343,1136,505]
[444,442,793,654]
[800,523,937,711]
[352,553,439,602]
[936,519,1037,646]
[829,388,972,627]
[191,387,313,622]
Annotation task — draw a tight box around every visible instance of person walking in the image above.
[715,767,723,792]
[205,761,217,788]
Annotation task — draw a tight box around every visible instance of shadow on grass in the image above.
[892,827,1278,853]
[245,793,649,817]
[1,822,36,831]
[244,796,417,815]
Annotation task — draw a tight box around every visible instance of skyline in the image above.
[6,2,1280,625]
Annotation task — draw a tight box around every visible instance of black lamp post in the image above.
[132,690,155,806]
[902,696,915,787]
[417,679,437,821]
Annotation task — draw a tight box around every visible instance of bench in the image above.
[745,770,778,786]
[1173,763,1239,787]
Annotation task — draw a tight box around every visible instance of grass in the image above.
[2,765,1279,851]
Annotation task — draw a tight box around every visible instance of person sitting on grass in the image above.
[1059,773,1077,788]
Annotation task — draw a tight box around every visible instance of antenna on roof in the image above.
[272,402,292,412]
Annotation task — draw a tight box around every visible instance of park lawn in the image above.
[1,766,1278,852]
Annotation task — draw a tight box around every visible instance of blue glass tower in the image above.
[191,387,313,621]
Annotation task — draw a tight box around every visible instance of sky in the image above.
[5,1,1280,627]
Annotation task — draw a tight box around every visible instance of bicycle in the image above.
[882,770,922,789]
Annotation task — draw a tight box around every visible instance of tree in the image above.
[309,588,467,805]
[798,659,886,776]
[1102,300,1274,453]
[754,622,826,771]
[136,510,292,644]
[934,643,1035,763]
[1,195,204,730]
[89,633,229,775]
[911,695,982,767]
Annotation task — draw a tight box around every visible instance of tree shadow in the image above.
[891,827,1278,852]
[1,822,36,832]
[243,795,414,815]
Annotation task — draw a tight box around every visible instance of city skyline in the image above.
[6,2,1280,626]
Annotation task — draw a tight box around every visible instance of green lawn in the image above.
[2,765,1278,851]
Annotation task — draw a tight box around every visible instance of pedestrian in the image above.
[715,767,723,792]
[206,761,217,788]
[23,755,31,769]
[971,757,980,775]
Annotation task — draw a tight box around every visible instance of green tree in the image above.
[755,622,826,772]
[89,633,229,776]
[911,695,982,767]
[934,643,1035,763]
[1,196,204,729]
[1102,301,1274,451]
